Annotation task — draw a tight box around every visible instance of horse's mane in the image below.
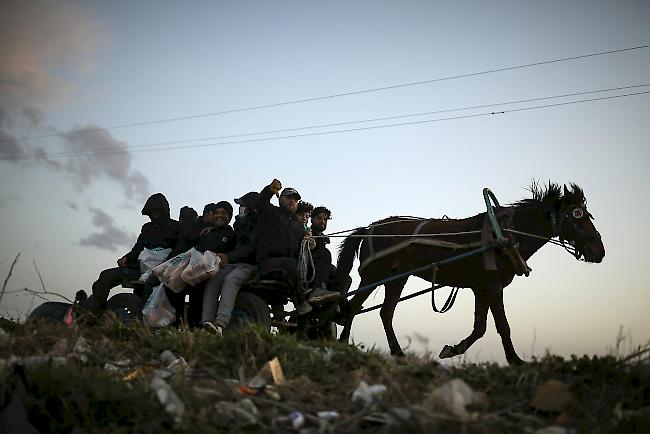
[510,181,585,211]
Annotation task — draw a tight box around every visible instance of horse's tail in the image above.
[336,227,367,280]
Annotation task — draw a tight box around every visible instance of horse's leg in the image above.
[487,284,524,365]
[381,278,408,357]
[339,285,374,343]
[439,288,489,359]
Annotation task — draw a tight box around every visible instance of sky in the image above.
[1,0,648,364]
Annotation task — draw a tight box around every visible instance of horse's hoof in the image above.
[391,349,405,358]
[439,345,457,359]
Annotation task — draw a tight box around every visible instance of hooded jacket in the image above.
[255,185,305,261]
[123,193,181,266]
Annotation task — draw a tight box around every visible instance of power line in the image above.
[11,90,647,160]
[9,83,650,161]
[1,44,647,146]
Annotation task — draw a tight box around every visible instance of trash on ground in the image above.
[72,336,90,363]
[150,377,185,422]
[426,378,489,419]
[289,411,305,429]
[215,400,258,427]
[49,338,68,357]
[317,411,340,421]
[160,350,188,373]
[362,407,411,428]
[531,380,573,413]
[251,357,286,387]
[264,385,282,401]
[351,381,387,406]
[122,365,155,382]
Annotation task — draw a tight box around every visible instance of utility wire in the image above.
[10,90,647,160]
[8,83,649,161]
[0,44,647,146]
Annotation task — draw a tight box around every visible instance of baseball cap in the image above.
[280,187,301,200]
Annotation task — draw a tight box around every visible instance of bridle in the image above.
[550,202,600,261]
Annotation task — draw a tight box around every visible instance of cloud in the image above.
[79,208,136,253]
[0,1,100,109]
[66,201,79,211]
[0,2,151,203]
[56,126,152,201]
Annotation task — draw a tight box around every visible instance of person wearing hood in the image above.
[88,193,181,314]
[201,192,259,336]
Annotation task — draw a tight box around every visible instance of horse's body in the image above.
[336,183,605,364]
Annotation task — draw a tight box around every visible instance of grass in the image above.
[0,316,649,433]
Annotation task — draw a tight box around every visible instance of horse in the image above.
[335,183,605,364]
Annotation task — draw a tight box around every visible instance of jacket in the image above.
[226,211,258,265]
[195,225,236,254]
[123,218,181,266]
[255,185,305,261]
[173,217,213,255]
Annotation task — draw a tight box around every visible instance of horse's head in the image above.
[553,184,605,263]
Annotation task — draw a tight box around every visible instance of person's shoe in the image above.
[307,288,340,306]
[295,301,313,316]
[202,321,223,337]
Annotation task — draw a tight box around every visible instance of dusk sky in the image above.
[1,1,648,363]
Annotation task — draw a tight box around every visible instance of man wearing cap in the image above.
[255,179,338,314]
[201,192,260,335]
[87,192,181,314]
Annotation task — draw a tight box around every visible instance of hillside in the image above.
[0,317,648,433]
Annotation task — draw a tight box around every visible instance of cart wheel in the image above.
[106,293,143,325]
[229,292,271,331]
[28,302,70,323]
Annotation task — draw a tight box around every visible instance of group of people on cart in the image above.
[85,178,347,335]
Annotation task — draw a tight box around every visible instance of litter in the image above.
[216,400,258,427]
[531,380,573,413]
[426,378,489,419]
[351,381,387,405]
[362,407,411,428]
[289,411,305,429]
[150,377,185,422]
[160,350,188,373]
[122,366,155,382]
[317,411,340,421]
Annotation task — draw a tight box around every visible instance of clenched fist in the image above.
[269,179,282,196]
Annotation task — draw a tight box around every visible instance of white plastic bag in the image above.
[138,247,172,281]
[142,284,176,328]
[180,248,221,286]
[152,251,191,292]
